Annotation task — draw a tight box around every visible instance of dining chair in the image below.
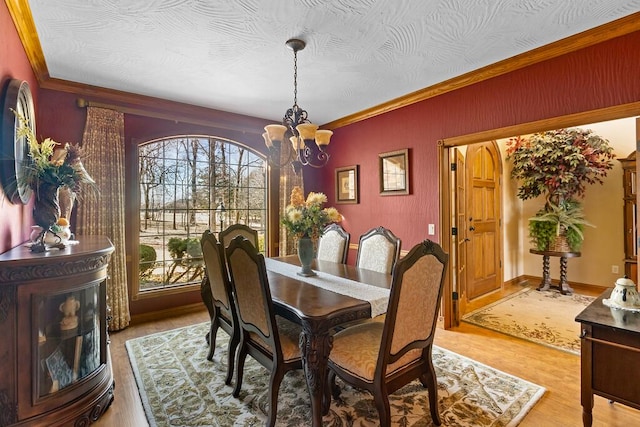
[219,223,258,249]
[356,226,401,274]
[200,230,239,385]
[326,239,448,427]
[225,235,303,427]
[316,223,350,264]
[202,224,257,355]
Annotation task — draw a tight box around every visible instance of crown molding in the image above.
[5,0,48,81]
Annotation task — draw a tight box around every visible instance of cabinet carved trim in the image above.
[0,253,110,282]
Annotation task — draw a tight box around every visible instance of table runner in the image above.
[264,258,390,317]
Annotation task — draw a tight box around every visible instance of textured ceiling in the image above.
[27,0,640,125]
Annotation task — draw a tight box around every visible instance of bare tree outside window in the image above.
[137,136,267,293]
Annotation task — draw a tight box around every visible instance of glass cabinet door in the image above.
[36,282,102,397]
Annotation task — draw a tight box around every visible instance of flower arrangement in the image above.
[13,110,96,251]
[14,110,95,194]
[282,186,342,239]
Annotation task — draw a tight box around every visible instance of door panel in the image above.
[466,142,502,300]
[455,149,467,320]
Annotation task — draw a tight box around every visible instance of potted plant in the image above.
[528,199,593,251]
[506,128,615,252]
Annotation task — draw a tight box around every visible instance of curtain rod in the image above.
[76,97,180,120]
[75,97,263,134]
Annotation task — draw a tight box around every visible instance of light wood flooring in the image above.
[95,285,640,427]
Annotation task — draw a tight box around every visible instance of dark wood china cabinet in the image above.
[0,236,114,427]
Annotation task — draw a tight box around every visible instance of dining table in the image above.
[264,256,392,427]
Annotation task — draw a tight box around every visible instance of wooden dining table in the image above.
[265,256,392,427]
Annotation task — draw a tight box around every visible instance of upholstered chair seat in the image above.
[248,316,301,362]
[330,322,425,381]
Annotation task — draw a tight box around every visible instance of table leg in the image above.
[299,327,333,427]
[536,255,552,291]
[582,408,593,427]
[582,389,594,427]
[559,257,575,295]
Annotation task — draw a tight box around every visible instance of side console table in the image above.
[529,249,581,294]
[575,289,640,426]
[0,236,114,427]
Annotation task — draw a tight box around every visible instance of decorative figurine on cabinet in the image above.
[59,295,80,331]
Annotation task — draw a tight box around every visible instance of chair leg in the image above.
[232,343,248,398]
[329,370,341,399]
[421,358,441,426]
[207,316,219,361]
[373,386,391,427]
[225,326,240,385]
[266,369,283,427]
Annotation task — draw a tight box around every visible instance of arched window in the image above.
[136,135,267,294]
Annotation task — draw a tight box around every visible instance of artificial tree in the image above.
[506,128,615,251]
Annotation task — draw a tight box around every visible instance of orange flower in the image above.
[289,186,305,207]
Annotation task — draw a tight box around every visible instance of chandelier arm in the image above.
[267,137,298,169]
[299,145,330,168]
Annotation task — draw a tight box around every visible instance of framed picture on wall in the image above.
[335,165,359,204]
[379,149,409,195]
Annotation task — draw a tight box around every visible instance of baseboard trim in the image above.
[518,275,609,294]
[131,303,207,325]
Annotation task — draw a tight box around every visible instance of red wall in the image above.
[309,31,640,263]
[0,1,39,253]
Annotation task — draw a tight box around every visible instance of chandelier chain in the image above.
[293,49,298,106]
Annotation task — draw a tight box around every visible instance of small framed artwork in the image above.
[335,165,359,204]
[379,149,409,195]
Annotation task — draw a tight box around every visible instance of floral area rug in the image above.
[126,322,545,427]
[462,287,595,354]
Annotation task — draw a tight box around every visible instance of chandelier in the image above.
[262,39,333,175]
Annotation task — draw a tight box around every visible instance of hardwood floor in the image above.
[95,289,640,427]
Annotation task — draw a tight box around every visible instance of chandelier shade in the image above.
[263,38,333,174]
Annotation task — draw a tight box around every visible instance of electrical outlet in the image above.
[428,224,435,235]
[612,265,619,274]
